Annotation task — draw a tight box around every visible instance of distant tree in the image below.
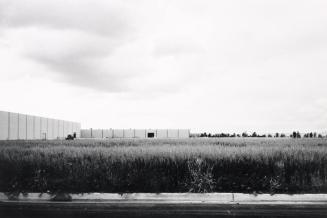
[200,132,208,137]
[242,132,248,137]
[275,133,279,138]
[309,132,313,138]
[296,131,301,138]
[280,133,286,138]
[268,134,272,138]
[314,132,317,138]
[292,131,297,138]
[251,132,257,137]
[237,134,241,137]
[318,134,323,138]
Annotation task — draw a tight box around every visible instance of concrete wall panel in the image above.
[46,119,53,139]
[18,114,27,140]
[72,122,80,137]
[123,129,134,138]
[26,115,34,139]
[34,116,41,139]
[72,123,77,135]
[113,129,124,138]
[81,129,91,138]
[67,122,73,135]
[58,120,64,138]
[103,129,113,138]
[9,112,19,140]
[0,111,9,140]
[156,129,168,138]
[178,129,190,138]
[167,129,179,138]
[63,121,69,137]
[75,123,81,138]
[53,119,59,139]
[134,129,146,138]
[40,117,47,139]
[91,129,103,138]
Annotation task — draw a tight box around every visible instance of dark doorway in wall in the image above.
[147,132,155,138]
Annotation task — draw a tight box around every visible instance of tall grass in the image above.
[0,138,326,194]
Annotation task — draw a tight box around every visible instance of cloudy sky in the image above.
[0,0,327,133]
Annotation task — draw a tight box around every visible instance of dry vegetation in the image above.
[0,138,326,194]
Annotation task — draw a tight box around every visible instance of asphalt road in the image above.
[1,202,327,218]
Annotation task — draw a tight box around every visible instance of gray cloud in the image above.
[0,0,133,37]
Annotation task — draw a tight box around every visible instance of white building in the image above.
[0,110,81,140]
[80,128,190,139]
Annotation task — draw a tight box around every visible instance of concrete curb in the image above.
[0,192,326,204]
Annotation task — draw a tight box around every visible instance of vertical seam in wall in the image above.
[33,116,35,139]
[46,118,48,140]
[17,113,19,139]
[26,115,27,140]
[7,112,10,140]
[40,117,41,139]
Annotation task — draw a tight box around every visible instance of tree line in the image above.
[193,131,325,138]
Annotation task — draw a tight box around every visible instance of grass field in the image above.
[0,138,326,194]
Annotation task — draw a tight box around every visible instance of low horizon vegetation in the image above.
[0,138,326,195]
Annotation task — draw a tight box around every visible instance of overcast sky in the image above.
[0,0,327,133]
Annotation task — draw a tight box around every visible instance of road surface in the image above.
[1,201,327,218]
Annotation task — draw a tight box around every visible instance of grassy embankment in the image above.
[0,138,326,194]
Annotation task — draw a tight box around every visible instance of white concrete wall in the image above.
[91,129,103,138]
[156,129,168,138]
[81,129,92,138]
[58,120,64,138]
[63,121,69,137]
[76,123,81,138]
[34,116,41,139]
[103,129,113,138]
[46,119,53,139]
[67,122,73,135]
[26,115,34,139]
[123,129,134,138]
[113,129,124,138]
[178,129,190,138]
[40,117,47,139]
[79,128,190,139]
[134,129,146,138]
[53,119,59,139]
[0,111,9,140]
[9,112,19,140]
[72,123,77,136]
[18,114,27,140]
[0,111,81,140]
[167,129,179,138]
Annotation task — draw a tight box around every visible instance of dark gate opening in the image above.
[147,132,155,138]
